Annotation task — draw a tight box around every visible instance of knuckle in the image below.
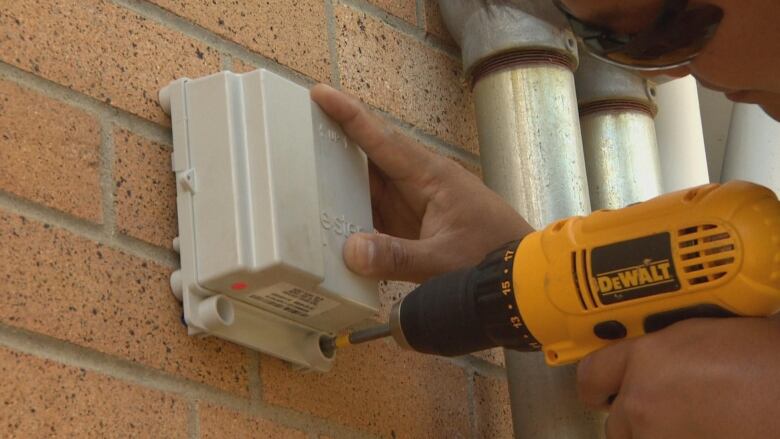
[354,100,370,118]
[417,154,453,192]
[384,125,403,143]
[389,239,413,272]
[346,101,368,125]
[378,121,397,142]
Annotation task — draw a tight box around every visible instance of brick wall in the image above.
[0,1,512,437]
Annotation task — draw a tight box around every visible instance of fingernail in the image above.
[345,235,376,275]
[357,236,376,270]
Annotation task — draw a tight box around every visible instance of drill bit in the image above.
[320,323,391,357]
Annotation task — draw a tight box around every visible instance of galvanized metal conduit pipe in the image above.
[440,1,602,437]
[474,56,601,439]
[721,103,780,195]
[575,52,663,210]
[474,53,591,222]
[654,76,710,192]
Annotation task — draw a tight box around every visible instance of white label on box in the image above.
[246,283,340,319]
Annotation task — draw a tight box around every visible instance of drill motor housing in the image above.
[394,181,780,364]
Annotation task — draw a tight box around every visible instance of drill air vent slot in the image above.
[572,250,599,310]
[675,224,737,286]
[571,252,588,310]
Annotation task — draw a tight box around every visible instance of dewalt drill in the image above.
[323,181,780,365]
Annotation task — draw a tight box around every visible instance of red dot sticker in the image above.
[231,282,248,291]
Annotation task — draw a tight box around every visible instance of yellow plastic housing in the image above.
[514,181,780,365]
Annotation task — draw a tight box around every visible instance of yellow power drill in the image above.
[323,181,780,365]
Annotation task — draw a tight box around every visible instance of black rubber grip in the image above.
[400,268,489,356]
[643,304,736,333]
[399,240,541,356]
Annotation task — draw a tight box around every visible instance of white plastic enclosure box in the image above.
[159,69,379,372]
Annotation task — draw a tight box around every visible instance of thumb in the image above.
[343,233,435,282]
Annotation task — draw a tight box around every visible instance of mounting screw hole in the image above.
[214,296,235,325]
[319,335,336,359]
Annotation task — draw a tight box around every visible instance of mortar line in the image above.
[466,368,479,438]
[0,190,179,268]
[423,32,460,57]
[0,62,172,146]
[338,0,460,58]
[448,354,507,381]
[114,0,317,87]
[99,118,117,240]
[220,53,234,71]
[247,349,262,402]
[0,323,374,439]
[381,111,481,167]
[188,399,200,439]
[416,0,425,29]
[324,0,342,88]
[409,128,481,169]
[113,233,180,267]
[339,0,423,38]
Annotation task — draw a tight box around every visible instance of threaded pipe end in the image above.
[579,99,656,118]
[470,49,576,89]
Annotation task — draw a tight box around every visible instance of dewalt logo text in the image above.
[596,260,673,295]
[591,233,680,304]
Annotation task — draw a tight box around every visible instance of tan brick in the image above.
[380,113,481,175]
[260,340,470,438]
[474,349,506,367]
[377,280,414,322]
[424,0,456,45]
[149,0,329,82]
[200,404,306,439]
[336,4,479,154]
[367,0,417,23]
[0,347,187,438]
[0,80,102,222]
[474,375,513,439]
[0,0,220,125]
[0,211,250,396]
[113,129,177,249]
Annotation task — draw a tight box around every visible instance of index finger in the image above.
[310,84,435,181]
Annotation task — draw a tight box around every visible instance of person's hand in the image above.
[310,84,533,283]
[577,316,780,438]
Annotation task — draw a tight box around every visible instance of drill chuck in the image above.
[389,241,541,357]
